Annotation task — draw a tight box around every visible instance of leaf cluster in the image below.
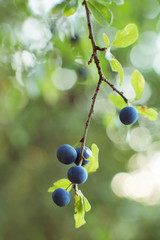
[52,0,123,18]
[102,24,157,121]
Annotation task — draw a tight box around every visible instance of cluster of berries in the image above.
[52,144,92,207]
[52,107,138,207]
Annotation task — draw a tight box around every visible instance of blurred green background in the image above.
[1,0,160,239]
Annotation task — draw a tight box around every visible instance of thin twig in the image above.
[88,53,94,65]
[103,77,128,103]
[77,0,128,165]
[96,46,107,51]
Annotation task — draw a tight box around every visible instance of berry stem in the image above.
[73,184,79,195]
[66,183,73,191]
[77,0,128,166]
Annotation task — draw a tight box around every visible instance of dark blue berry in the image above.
[119,106,138,125]
[52,188,71,207]
[78,68,88,80]
[67,166,88,184]
[57,144,77,165]
[75,146,92,166]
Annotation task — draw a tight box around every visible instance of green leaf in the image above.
[103,33,110,47]
[74,190,91,228]
[63,0,78,16]
[87,1,113,25]
[96,0,112,4]
[52,1,66,14]
[109,58,123,86]
[112,24,138,48]
[131,70,145,100]
[85,144,99,174]
[105,48,114,61]
[109,94,127,109]
[112,0,124,5]
[48,179,72,192]
[74,193,86,228]
[83,195,91,212]
[136,106,158,121]
[78,190,91,212]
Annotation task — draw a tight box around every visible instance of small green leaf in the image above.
[87,1,113,25]
[112,0,124,5]
[131,70,145,100]
[74,212,86,228]
[74,193,86,228]
[103,33,110,47]
[78,190,91,212]
[74,190,91,228]
[63,0,78,16]
[112,24,138,48]
[96,0,112,5]
[48,179,72,192]
[85,144,99,173]
[83,195,91,212]
[136,106,158,121]
[109,94,127,109]
[109,58,123,86]
[75,194,83,212]
[105,48,114,61]
[52,1,66,14]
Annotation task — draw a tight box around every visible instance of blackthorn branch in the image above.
[76,0,128,170]
[49,0,158,228]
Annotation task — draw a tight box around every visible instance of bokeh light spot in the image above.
[52,68,77,91]
[129,127,152,152]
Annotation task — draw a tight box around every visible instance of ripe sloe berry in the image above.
[75,146,92,166]
[57,144,77,165]
[52,188,71,207]
[119,106,138,125]
[67,166,88,184]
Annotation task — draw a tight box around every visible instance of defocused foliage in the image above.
[1,0,160,239]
